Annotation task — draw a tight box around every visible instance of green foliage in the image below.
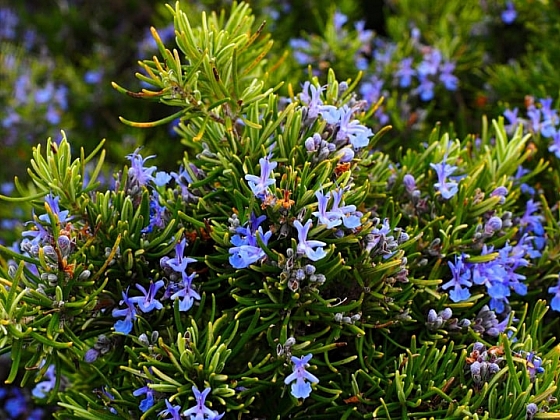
[2,1,560,419]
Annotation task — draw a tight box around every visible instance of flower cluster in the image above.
[426,307,469,332]
[300,81,373,154]
[111,238,200,334]
[0,381,48,419]
[466,342,503,389]
[443,230,543,313]
[504,96,560,158]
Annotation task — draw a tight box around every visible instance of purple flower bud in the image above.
[84,348,100,363]
[439,307,453,320]
[491,186,508,197]
[484,216,503,235]
[473,342,485,353]
[337,147,354,162]
[403,174,416,193]
[488,363,500,374]
[305,264,316,275]
[526,403,538,420]
[470,360,481,376]
[305,137,317,152]
[427,309,438,323]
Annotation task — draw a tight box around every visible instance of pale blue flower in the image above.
[395,57,415,88]
[183,386,224,420]
[32,364,57,399]
[430,156,459,199]
[284,354,319,399]
[245,154,277,199]
[39,193,70,224]
[294,219,327,261]
[127,147,157,188]
[312,190,342,229]
[335,105,374,149]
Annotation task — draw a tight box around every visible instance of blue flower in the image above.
[503,107,519,133]
[439,61,458,91]
[229,215,273,268]
[548,275,560,312]
[129,280,165,313]
[164,238,197,274]
[112,288,138,334]
[333,11,347,31]
[142,193,167,233]
[312,190,342,229]
[183,386,224,420]
[21,215,50,246]
[294,219,327,261]
[395,57,415,88]
[245,154,277,199]
[6,388,28,417]
[490,186,508,204]
[416,76,435,101]
[171,164,203,203]
[154,171,172,187]
[359,76,384,106]
[170,271,201,311]
[126,147,157,189]
[520,199,545,237]
[159,399,182,420]
[133,383,154,413]
[548,130,560,158]
[32,364,57,399]
[430,156,459,199]
[84,69,103,84]
[525,352,545,380]
[403,174,415,191]
[300,81,324,120]
[484,216,503,235]
[290,38,312,65]
[501,1,517,24]
[329,188,362,229]
[442,255,472,302]
[527,104,541,133]
[312,188,362,230]
[0,8,18,40]
[284,354,319,399]
[334,105,374,149]
[417,49,441,77]
[39,193,70,225]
